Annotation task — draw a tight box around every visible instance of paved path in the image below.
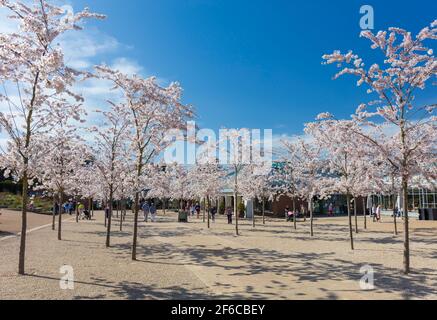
[1,211,436,300]
[0,209,54,239]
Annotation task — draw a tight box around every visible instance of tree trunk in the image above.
[88,198,92,218]
[234,169,239,236]
[58,192,63,241]
[91,198,94,217]
[347,194,354,250]
[52,195,56,231]
[262,197,265,225]
[293,198,297,230]
[207,196,210,229]
[309,198,314,237]
[203,197,206,223]
[391,193,398,236]
[106,187,114,248]
[75,197,79,223]
[234,193,239,236]
[252,199,256,228]
[163,198,166,215]
[354,197,358,234]
[104,198,107,227]
[120,199,124,232]
[131,192,140,261]
[18,175,29,275]
[402,178,410,274]
[363,197,367,230]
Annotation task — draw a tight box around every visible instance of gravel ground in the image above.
[1,210,436,300]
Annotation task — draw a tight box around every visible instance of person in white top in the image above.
[376,205,382,222]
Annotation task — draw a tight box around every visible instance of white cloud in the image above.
[59,28,120,69]
[110,57,143,76]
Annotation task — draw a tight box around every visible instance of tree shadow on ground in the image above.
[25,274,217,300]
[119,239,437,300]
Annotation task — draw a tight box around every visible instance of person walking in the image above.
[372,205,377,222]
[376,205,382,222]
[328,203,334,216]
[150,202,157,222]
[105,204,110,220]
[226,207,233,224]
[78,202,85,219]
[210,206,217,223]
[142,201,150,222]
[190,204,195,217]
[195,203,201,219]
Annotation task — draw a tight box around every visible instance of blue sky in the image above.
[58,0,437,135]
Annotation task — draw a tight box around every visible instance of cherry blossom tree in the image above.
[0,0,104,274]
[189,161,225,229]
[33,120,89,241]
[147,163,176,215]
[282,139,326,237]
[239,162,274,228]
[271,156,300,229]
[322,20,436,273]
[306,118,368,249]
[90,104,129,247]
[95,65,194,260]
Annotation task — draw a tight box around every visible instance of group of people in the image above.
[186,202,219,223]
[188,203,201,218]
[59,200,90,220]
[141,200,157,222]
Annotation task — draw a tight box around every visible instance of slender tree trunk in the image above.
[18,175,29,275]
[88,198,92,218]
[393,209,398,236]
[402,177,410,274]
[363,197,367,230]
[132,192,140,261]
[120,199,124,232]
[252,199,256,228]
[18,71,39,275]
[347,194,354,250]
[234,170,239,236]
[293,198,297,230]
[309,198,314,237]
[106,187,113,248]
[75,197,79,223]
[203,197,206,223]
[104,198,107,227]
[91,198,94,217]
[58,192,63,241]
[217,197,220,217]
[52,195,56,231]
[262,197,265,225]
[207,196,210,229]
[116,200,119,218]
[354,197,358,234]
[163,198,166,215]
